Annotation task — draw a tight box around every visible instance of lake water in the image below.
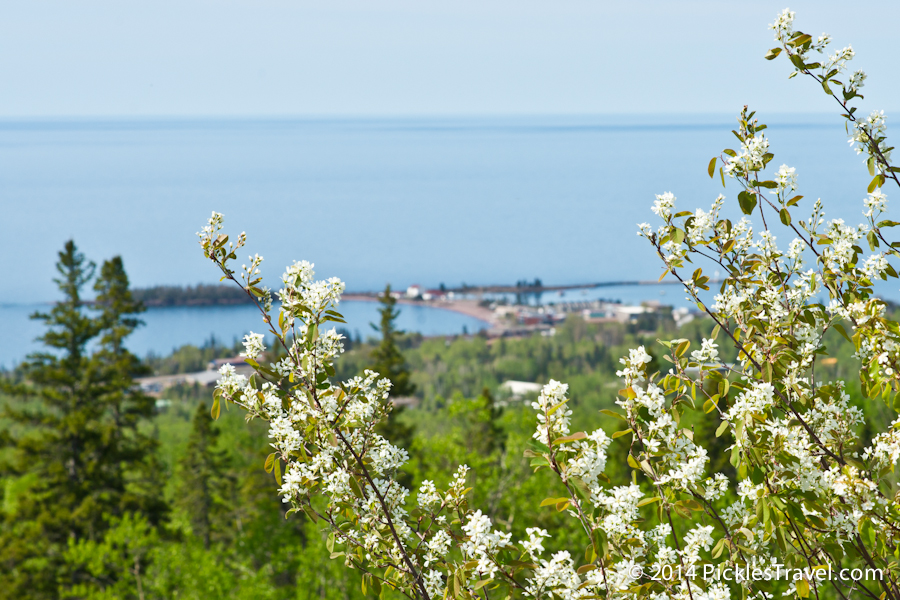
[1,115,896,366]
[0,300,491,369]
[0,281,703,369]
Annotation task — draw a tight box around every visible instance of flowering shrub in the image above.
[198,10,900,600]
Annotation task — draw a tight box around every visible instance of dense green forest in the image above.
[131,283,252,307]
[0,246,889,599]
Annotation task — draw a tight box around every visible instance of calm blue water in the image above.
[1,115,895,366]
[0,300,489,369]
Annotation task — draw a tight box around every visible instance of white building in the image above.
[500,380,543,398]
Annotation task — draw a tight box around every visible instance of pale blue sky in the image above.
[2,0,898,117]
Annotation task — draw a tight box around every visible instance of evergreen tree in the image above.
[0,243,165,599]
[177,401,233,550]
[93,256,168,523]
[369,285,415,454]
[369,285,416,397]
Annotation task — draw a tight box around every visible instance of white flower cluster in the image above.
[848,69,867,92]
[703,473,729,501]
[820,218,865,272]
[278,260,346,320]
[687,195,724,244]
[864,189,888,219]
[525,550,589,600]
[532,380,572,445]
[616,346,652,384]
[651,192,677,220]
[864,417,900,466]
[723,133,769,179]
[773,164,797,196]
[241,331,266,360]
[564,429,611,499]
[417,479,441,508]
[595,484,644,540]
[724,382,775,425]
[196,211,247,266]
[690,338,719,364]
[520,527,550,560]
[851,110,891,168]
[823,45,855,75]
[460,510,512,579]
[769,8,795,43]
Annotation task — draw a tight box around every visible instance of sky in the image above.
[2,0,899,118]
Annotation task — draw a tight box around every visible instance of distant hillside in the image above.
[132,284,253,307]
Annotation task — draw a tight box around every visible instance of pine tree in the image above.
[0,243,166,599]
[177,401,233,550]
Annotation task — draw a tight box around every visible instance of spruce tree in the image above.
[177,401,233,549]
[369,285,416,397]
[369,285,415,452]
[0,243,165,599]
[92,256,168,522]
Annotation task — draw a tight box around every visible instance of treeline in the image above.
[131,283,253,307]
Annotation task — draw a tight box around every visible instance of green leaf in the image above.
[300,504,318,522]
[779,208,791,226]
[708,157,717,178]
[627,454,640,469]
[637,497,661,507]
[274,457,282,485]
[612,428,633,439]
[833,323,852,344]
[210,396,221,420]
[552,432,587,445]
[765,47,782,60]
[867,230,879,251]
[528,440,551,454]
[738,190,758,215]
[796,578,810,598]
[348,476,365,500]
[264,452,276,473]
[868,156,876,176]
[599,409,627,421]
[786,195,803,206]
[540,497,570,507]
[791,33,812,47]
[716,421,729,437]
[869,174,884,193]
[712,537,727,559]
[306,322,319,345]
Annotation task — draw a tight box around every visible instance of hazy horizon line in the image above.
[0,110,872,122]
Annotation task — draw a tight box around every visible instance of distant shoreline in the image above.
[123,286,494,326]
[342,294,493,325]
